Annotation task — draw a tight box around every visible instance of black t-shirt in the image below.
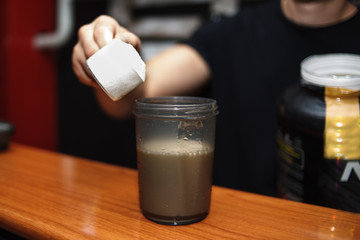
[185,0,360,196]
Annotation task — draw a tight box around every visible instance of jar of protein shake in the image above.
[134,96,219,225]
[277,53,360,213]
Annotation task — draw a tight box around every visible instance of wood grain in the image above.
[0,143,359,239]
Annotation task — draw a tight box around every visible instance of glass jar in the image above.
[134,96,219,225]
[277,54,360,213]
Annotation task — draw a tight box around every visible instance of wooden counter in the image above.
[0,143,359,239]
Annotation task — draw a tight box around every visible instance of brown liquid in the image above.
[137,139,214,225]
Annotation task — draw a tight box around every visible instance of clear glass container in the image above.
[134,96,219,225]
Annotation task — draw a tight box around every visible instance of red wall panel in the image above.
[0,0,58,150]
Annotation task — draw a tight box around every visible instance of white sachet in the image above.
[86,39,146,101]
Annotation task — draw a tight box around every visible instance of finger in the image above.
[72,43,99,88]
[93,22,116,48]
[78,24,100,59]
[115,31,142,52]
[95,26,114,47]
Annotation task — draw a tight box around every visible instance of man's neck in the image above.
[281,0,358,27]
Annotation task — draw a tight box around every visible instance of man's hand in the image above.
[72,15,141,88]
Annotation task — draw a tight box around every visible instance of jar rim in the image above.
[134,96,219,119]
[301,53,360,90]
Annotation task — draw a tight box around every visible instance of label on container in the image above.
[318,159,360,212]
[321,87,360,212]
[277,135,305,201]
[277,85,360,212]
[324,87,360,160]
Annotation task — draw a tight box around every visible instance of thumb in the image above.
[103,28,114,45]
